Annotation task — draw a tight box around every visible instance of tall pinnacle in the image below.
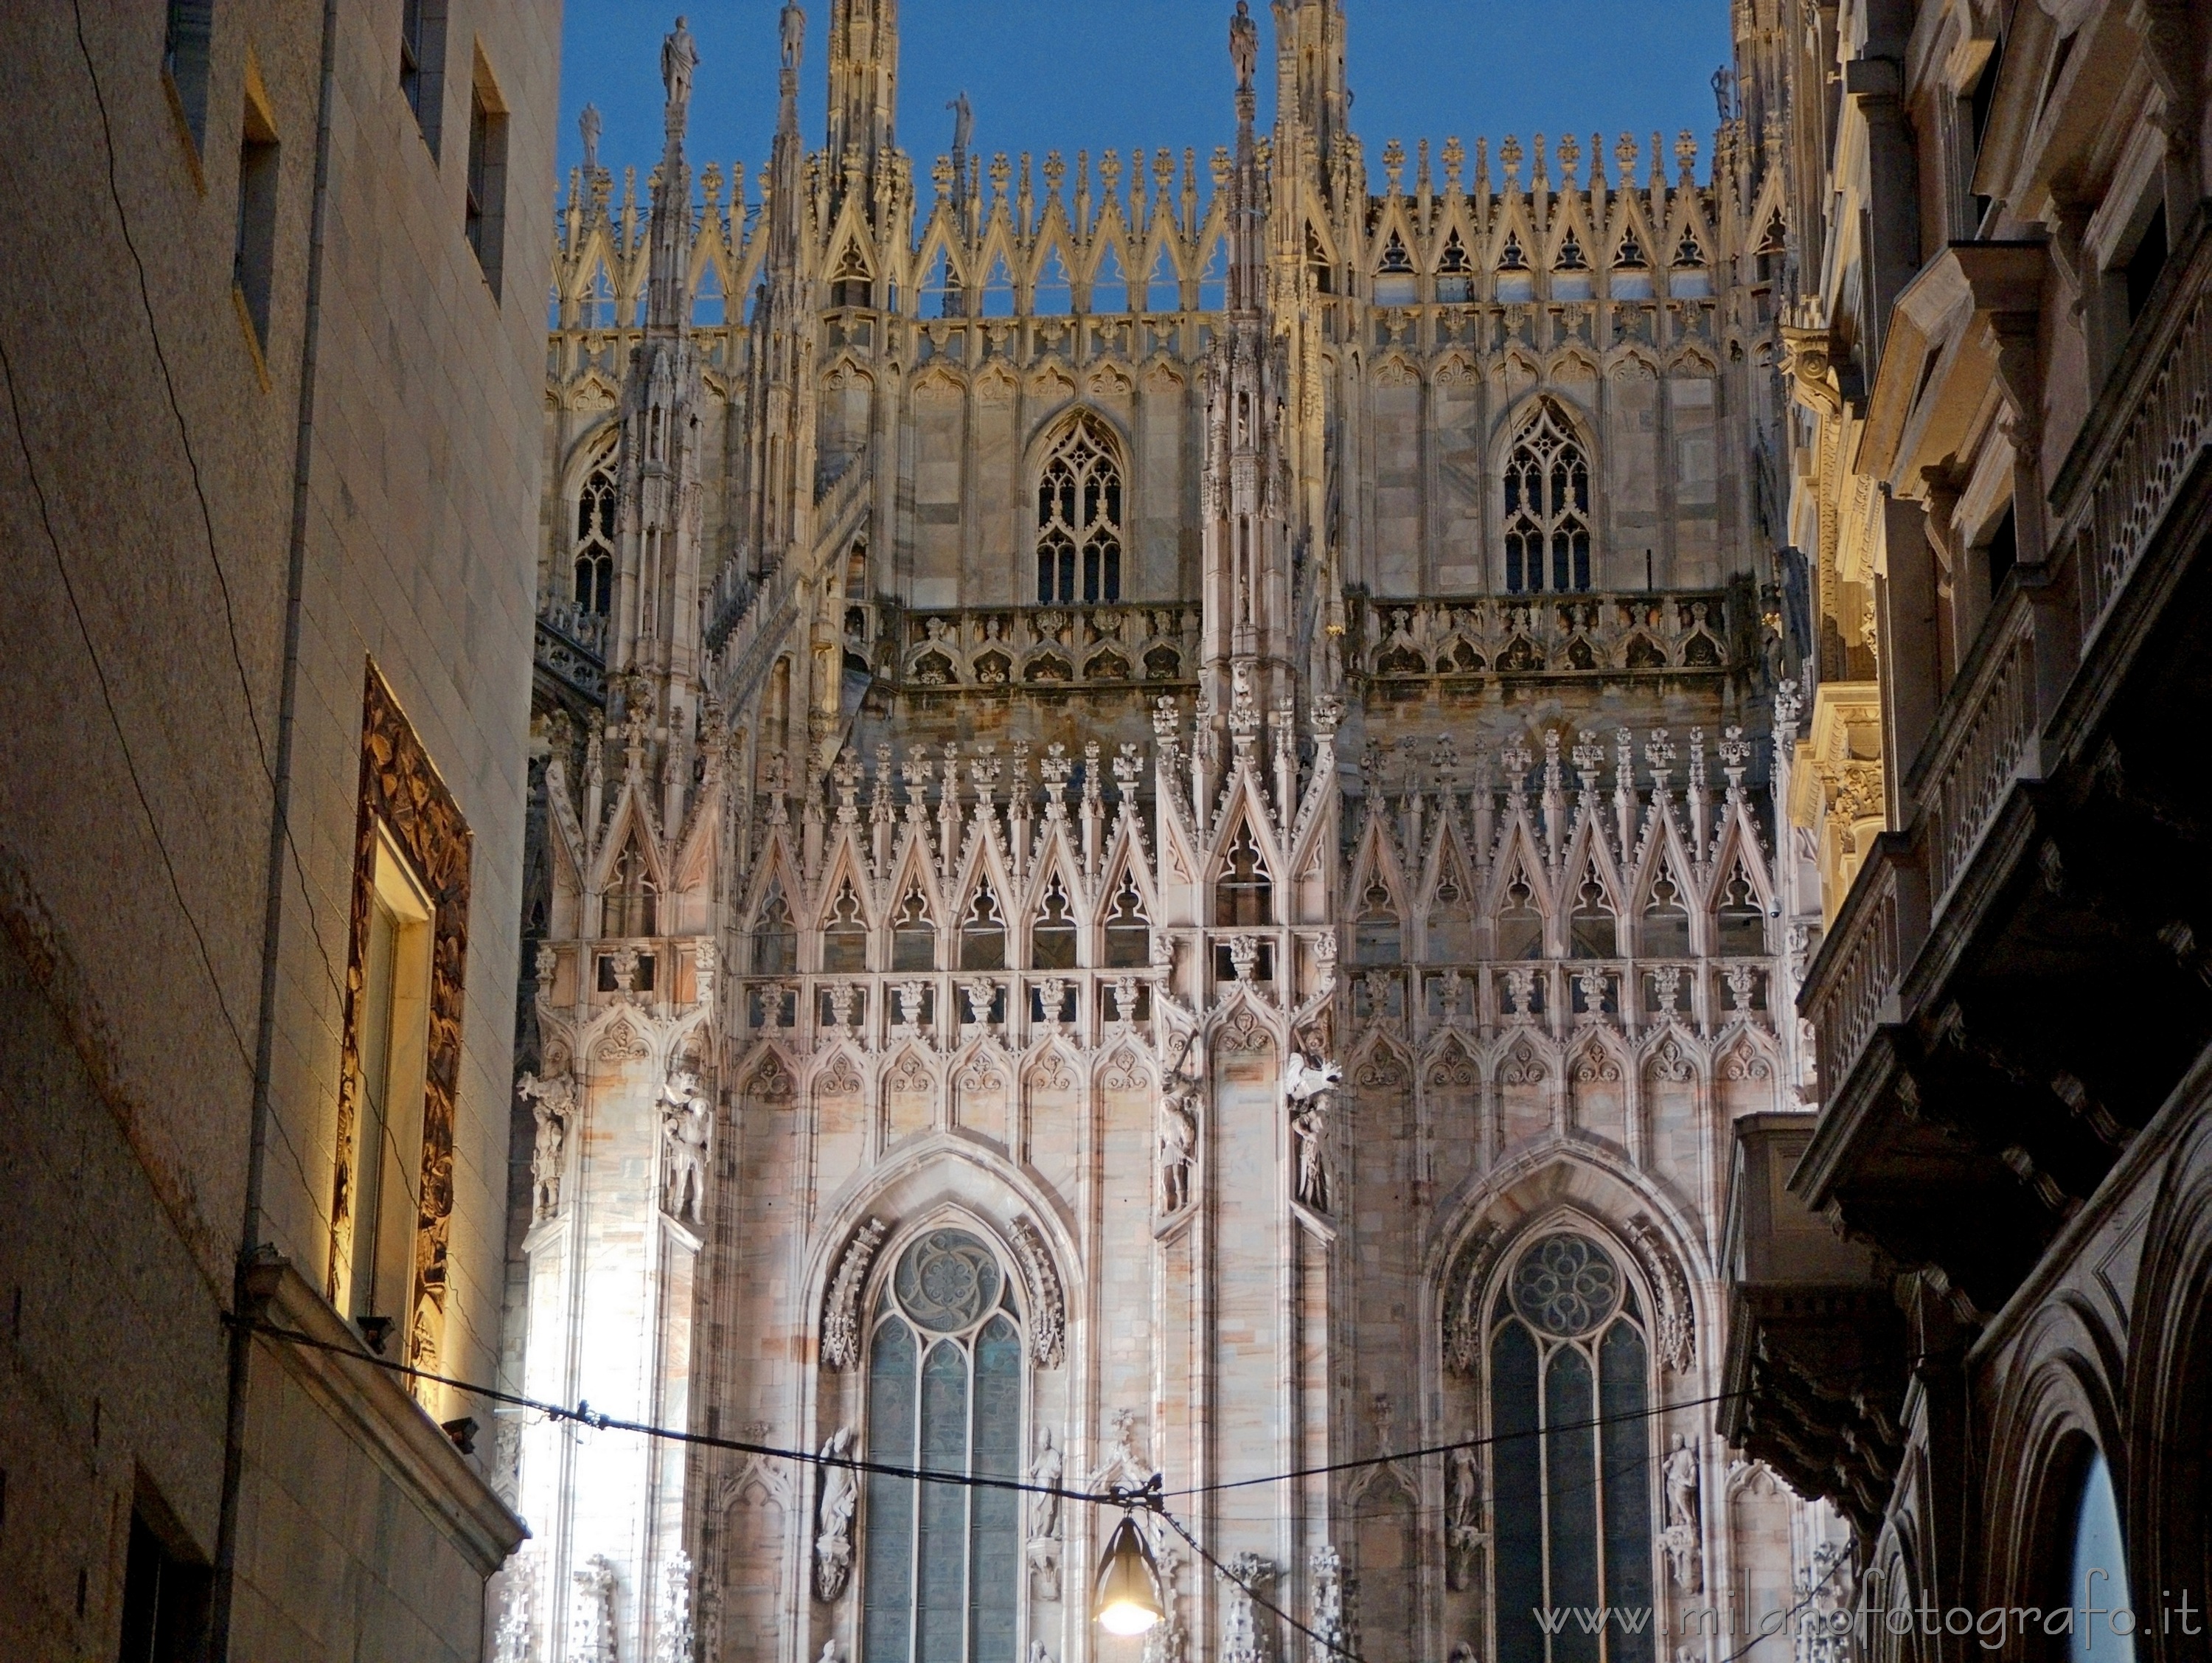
[1228,0,1265,316]
[645,15,699,333]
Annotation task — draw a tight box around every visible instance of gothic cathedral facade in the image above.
[501,6,1844,1663]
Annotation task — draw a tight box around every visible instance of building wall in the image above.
[501,10,1850,1663]
[0,0,555,1659]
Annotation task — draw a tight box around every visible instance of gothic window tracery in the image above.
[1642,872,1691,957]
[1570,872,1617,959]
[1489,1232,1657,1663]
[1354,877,1403,965]
[752,885,797,975]
[604,835,659,937]
[824,879,869,973]
[1102,870,1152,968]
[1215,824,1274,928]
[1035,415,1124,605]
[892,884,939,973]
[574,467,616,614]
[1437,231,1473,302]
[960,881,1008,971]
[861,1228,1025,1663]
[1503,400,1593,594]
[1030,874,1078,970]
[1717,868,1765,955]
[1496,870,1543,959]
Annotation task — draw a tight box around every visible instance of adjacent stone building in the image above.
[502,7,1846,1663]
[1730,0,2212,1654]
[0,1,555,1659]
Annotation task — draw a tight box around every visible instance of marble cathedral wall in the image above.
[500,7,1845,1663]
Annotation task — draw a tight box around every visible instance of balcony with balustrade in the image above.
[1793,209,2212,1320]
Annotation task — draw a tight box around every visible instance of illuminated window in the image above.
[347,830,434,1339]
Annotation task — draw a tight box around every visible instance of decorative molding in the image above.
[327,660,474,1395]
[1628,1214,1697,1374]
[821,1218,889,1370]
[1442,1221,1506,1374]
[1007,1214,1066,1369]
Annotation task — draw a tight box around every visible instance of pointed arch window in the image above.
[1306,222,1334,295]
[1215,824,1273,928]
[1427,872,1477,961]
[1437,232,1474,303]
[752,885,797,975]
[824,878,870,973]
[1102,870,1153,968]
[1570,872,1616,959]
[1503,400,1593,594]
[2063,1450,2134,1663]
[832,240,874,309]
[1035,414,1123,605]
[1641,872,1691,958]
[1496,870,1543,959]
[604,835,659,938]
[1489,1232,1657,1663]
[862,1229,1025,1663]
[1354,876,1404,965]
[574,467,616,615]
[1030,873,1078,970]
[892,884,939,973]
[1377,232,1417,307]
[959,881,1007,971]
[1717,868,1766,956]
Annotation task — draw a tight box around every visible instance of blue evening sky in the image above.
[555,1,1735,197]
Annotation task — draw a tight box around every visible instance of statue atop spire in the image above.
[781,1,805,74]
[579,103,602,173]
[661,15,699,136]
[1230,0,1259,95]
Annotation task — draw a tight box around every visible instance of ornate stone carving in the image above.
[327,662,474,1390]
[517,1071,575,1221]
[815,1427,859,1601]
[1441,1221,1505,1374]
[1222,1554,1276,1663]
[492,1546,535,1663]
[569,1555,619,1663]
[1310,1546,1358,1663]
[1661,1434,1703,1591]
[1007,1214,1065,1368]
[1628,1215,1697,1373]
[1026,1428,1065,1600]
[1447,1440,1487,1589]
[654,1550,696,1663]
[822,1218,889,1370]
[658,1063,712,1223]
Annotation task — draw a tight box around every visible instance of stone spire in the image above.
[643,15,697,333]
[826,0,899,212]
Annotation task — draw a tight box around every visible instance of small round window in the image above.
[1509,1233,1621,1338]
[891,1229,1004,1334]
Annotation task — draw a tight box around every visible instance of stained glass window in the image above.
[1491,1233,1657,1663]
[863,1231,1026,1663]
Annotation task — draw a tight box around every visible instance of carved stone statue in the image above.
[578,103,603,174]
[1286,1055,1340,1213]
[947,91,974,160]
[1447,1440,1486,1591]
[653,1551,695,1663]
[1158,1086,1198,1214]
[781,1,805,72]
[1230,0,1259,93]
[1662,1434,1703,1591]
[1029,1428,1064,1542]
[661,16,700,131]
[658,1065,711,1223]
[815,1427,859,1600]
[517,1072,574,1221]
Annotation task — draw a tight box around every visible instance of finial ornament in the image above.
[661,16,700,133]
[1230,1,1259,94]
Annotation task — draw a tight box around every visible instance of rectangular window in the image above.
[162,0,215,150]
[232,103,279,349]
[116,1489,212,1663]
[400,0,448,156]
[465,61,509,296]
[347,831,434,1343]
[2125,202,2168,325]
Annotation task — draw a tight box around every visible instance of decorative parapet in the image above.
[1344,589,1734,681]
[1799,833,1924,1110]
[536,605,609,704]
[2054,219,2212,641]
[889,603,1202,691]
